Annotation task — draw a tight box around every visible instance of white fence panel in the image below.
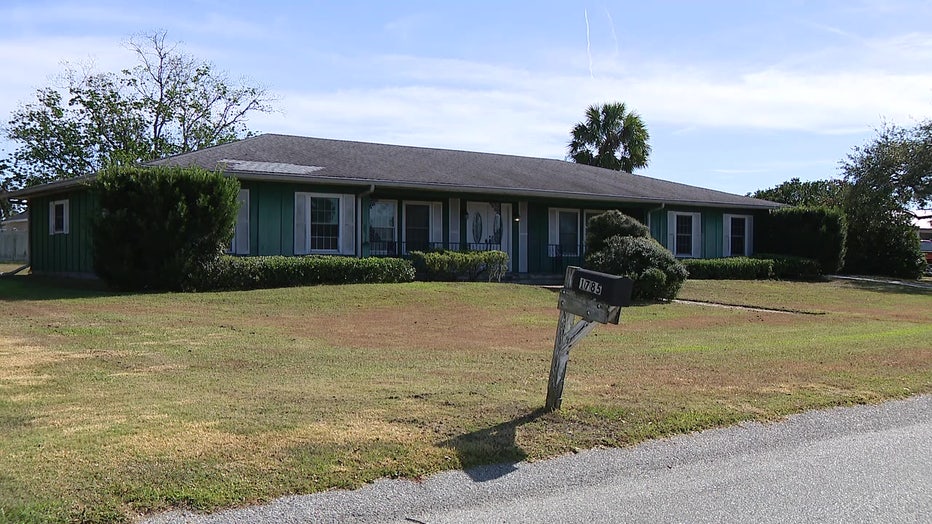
[0,230,28,262]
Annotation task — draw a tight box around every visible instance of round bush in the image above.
[585,210,650,254]
[585,236,688,301]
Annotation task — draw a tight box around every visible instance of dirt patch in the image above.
[268,305,557,352]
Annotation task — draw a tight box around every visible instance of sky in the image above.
[1,0,931,196]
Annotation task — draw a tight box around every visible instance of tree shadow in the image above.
[439,407,548,482]
[841,278,932,296]
[0,274,121,301]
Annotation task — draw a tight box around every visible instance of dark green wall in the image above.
[26,178,773,276]
[648,206,764,258]
[29,189,96,276]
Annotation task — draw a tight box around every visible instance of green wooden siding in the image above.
[25,178,773,276]
[29,190,96,276]
[703,212,723,258]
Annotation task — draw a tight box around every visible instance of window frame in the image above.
[295,191,353,255]
[668,211,702,258]
[230,189,250,255]
[723,214,753,257]
[402,200,441,254]
[368,199,398,255]
[49,199,69,235]
[548,207,581,257]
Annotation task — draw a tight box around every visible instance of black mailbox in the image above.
[570,268,633,307]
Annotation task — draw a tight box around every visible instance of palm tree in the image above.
[568,102,651,172]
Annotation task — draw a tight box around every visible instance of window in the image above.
[309,196,340,251]
[667,212,701,258]
[548,208,580,256]
[405,204,431,252]
[369,200,397,255]
[230,189,250,255]
[724,214,753,257]
[49,199,69,235]
[294,192,355,255]
[402,201,443,253]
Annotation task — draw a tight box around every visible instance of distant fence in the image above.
[0,230,28,262]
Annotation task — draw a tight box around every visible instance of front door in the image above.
[466,202,513,271]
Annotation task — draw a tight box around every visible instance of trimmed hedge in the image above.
[410,250,509,282]
[757,206,847,273]
[683,255,822,280]
[682,257,773,279]
[199,255,415,290]
[764,254,822,280]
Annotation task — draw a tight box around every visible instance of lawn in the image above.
[1,276,930,523]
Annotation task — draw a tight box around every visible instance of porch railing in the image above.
[368,241,503,257]
[367,239,586,275]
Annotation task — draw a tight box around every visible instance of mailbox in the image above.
[570,268,633,307]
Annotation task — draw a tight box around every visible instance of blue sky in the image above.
[2,0,931,196]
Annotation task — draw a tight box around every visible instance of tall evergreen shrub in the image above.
[756,206,847,273]
[91,165,239,290]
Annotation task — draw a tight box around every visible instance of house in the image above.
[8,134,781,277]
[0,210,29,263]
[0,210,28,232]
[916,214,932,265]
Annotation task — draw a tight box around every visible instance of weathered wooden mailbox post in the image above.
[546,266,633,411]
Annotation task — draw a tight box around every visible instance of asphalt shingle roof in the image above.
[148,133,778,209]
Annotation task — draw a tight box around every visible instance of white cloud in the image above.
[246,50,932,164]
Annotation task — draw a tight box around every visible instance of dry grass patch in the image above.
[0,277,929,522]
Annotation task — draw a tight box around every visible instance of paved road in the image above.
[145,395,931,523]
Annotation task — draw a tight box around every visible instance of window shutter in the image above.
[449,198,460,250]
[294,193,307,255]
[235,190,250,255]
[341,194,356,255]
[723,215,732,257]
[518,201,528,273]
[430,202,443,244]
[692,213,702,258]
[548,208,558,256]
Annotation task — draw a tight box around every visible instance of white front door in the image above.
[466,202,513,270]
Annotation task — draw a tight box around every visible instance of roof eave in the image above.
[6,176,93,200]
[230,170,782,210]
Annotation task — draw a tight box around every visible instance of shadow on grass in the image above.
[841,278,932,296]
[440,408,548,482]
[0,274,120,301]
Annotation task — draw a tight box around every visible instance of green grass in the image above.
[0,277,930,522]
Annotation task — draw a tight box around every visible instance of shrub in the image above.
[200,255,415,290]
[410,250,509,282]
[585,210,650,253]
[757,206,847,273]
[761,254,823,280]
[843,208,926,279]
[682,256,822,280]
[91,165,239,291]
[683,257,774,279]
[585,236,687,301]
